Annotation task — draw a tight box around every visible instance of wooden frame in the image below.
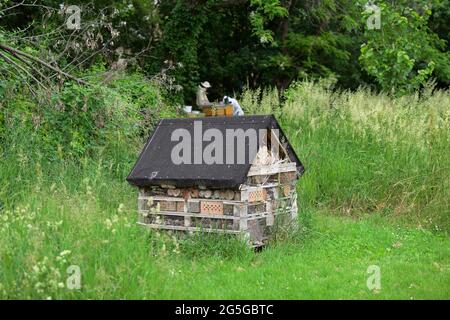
[136,162,299,247]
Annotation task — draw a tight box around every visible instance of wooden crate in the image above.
[202,106,233,117]
[225,105,233,116]
[202,106,215,116]
[216,108,225,116]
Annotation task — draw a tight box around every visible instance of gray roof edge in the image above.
[126,118,163,183]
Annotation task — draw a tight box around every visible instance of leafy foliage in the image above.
[0,2,449,300]
[359,1,450,94]
[0,82,449,299]
[2,0,450,97]
[0,68,177,161]
[249,0,288,44]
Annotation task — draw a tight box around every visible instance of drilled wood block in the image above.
[200,201,224,215]
[283,185,291,197]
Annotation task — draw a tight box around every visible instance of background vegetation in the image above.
[2,0,450,101]
[0,0,449,299]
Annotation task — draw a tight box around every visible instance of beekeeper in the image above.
[223,95,244,116]
[196,81,213,108]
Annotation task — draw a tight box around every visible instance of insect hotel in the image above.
[126,115,304,247]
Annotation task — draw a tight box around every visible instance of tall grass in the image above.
[0,80,449,299]
[240,80,450,232]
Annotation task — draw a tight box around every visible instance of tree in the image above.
[359,0,450,94]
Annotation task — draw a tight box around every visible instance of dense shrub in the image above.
[0,72,178,160]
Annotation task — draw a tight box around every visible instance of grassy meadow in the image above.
[0,81,449,299]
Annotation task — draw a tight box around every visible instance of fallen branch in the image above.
[0,0,25,15]
[0,50,49,91]
[0,43,90,86]
[2,45,53,88]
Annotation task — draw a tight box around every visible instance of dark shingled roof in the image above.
[126,115,304,188]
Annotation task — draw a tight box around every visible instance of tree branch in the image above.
[0,43,90,86]
[0,50,49,92]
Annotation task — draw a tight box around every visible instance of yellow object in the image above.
[202,106,215,116]
[202,105,233,117]
[225,105,233,116]
[216,108,225,116]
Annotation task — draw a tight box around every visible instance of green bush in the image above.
[1,72,179,159]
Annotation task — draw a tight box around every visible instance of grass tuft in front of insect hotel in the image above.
[127,115,304,247]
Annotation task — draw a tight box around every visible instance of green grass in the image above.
[165,214,449,299]
[0,174,448,299]
[1,80,449,299]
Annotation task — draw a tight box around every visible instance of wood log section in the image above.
[283,185,291,197]
[182,189,191,200]
[190,189,199,198]
[225,190,235,200]
[167,188,181,197]
[203,190,212,198]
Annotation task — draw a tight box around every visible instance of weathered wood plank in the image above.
[137,222,241,234]
[247,162,297,177]
[139,210,238,220]
[138,196,242,205]
[238,204,248,231]
[139,209,288,221]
